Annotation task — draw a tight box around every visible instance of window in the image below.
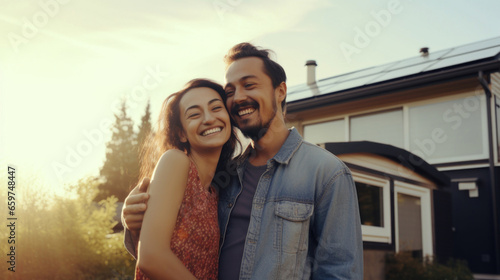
[394,181,433,257]
[302,109,403,149]
[353,173,391,243]
[303,119,345,144]
[397,193,423,258]
[356,182,384,227]
[408,94,487,163]
[302,92,491,166]
[350,109,404,148]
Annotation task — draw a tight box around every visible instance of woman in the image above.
[135,79,240,280]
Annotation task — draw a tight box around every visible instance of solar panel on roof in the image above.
[287,83,310,95]
[425,46,500,71]
[286,36,500,102]
[287,86,320,102]
[333,61,399,83]
[316,75,347,88]
[324,73,386,93]
[382,48,452,71]
[441,37,500,58]
[288,74,345,96]
[368,60,439,84]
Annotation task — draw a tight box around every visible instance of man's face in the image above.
[224,57,280,140]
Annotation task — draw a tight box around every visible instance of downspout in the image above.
[478,71,500,273]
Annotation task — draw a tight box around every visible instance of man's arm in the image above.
[122,178,150,259]
[312,168,363,279]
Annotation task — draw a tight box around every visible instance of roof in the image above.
[287,37,500,112]
[324,141,450,186]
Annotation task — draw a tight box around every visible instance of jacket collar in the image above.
[237,127,303,166]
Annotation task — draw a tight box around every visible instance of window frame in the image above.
[302,117,347,143]
[349,108,405,149]
[352,172,392,243]
[406,92,489,164]
[394,181,433,257]
[301,90,490,165]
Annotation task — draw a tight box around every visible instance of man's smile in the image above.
[231,100,259,120]
[238,108,255,116]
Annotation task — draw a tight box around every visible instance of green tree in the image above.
[137,100,152,151]
[97,100,139,201]
[0,176,136,280]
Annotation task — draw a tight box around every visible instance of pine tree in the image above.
[137,100,152,150]
[96,100,140,201]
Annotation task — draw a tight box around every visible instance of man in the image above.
[122,43,363,279]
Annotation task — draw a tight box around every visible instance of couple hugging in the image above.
[121,42,363,280]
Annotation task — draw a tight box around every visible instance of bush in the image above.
[0,176,135,279]
[385,252,474,280]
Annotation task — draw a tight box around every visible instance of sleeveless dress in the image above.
[135,161,219,280]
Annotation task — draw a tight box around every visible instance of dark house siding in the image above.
[444,167,499,273]
[433,189,454,263]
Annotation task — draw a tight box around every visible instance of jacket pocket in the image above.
[274,201,314,253]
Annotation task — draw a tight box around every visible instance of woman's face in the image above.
[178,87,232,153]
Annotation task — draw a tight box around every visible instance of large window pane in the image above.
[397,193,423,259]
[350,109,404,148]
[356,182,384,227]
[409,95,486,162]
[303,119,345,144]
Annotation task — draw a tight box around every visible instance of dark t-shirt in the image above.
[218,163,267,280]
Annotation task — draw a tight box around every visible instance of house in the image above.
[285,36,500,277]
[326,141,452,279]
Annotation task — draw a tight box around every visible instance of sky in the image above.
[1,0,499,196]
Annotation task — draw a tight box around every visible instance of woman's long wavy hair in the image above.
[138,79,241,187]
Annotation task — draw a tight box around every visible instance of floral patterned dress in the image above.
[136,161,219,280]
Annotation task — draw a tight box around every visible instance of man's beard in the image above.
[240,112,275,141]
[231,98,277,141]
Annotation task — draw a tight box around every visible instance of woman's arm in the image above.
[137,149,197,280]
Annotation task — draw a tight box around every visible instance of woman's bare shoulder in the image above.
[150,149,190,190]
[151,149,190,176]
[159,149,189,164]
[161,149,189,162]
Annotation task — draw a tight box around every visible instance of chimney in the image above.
[305,60,320,96]
[420,47,429,57]
[306,60,317,85]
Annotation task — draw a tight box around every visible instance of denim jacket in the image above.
[218,128,363,279]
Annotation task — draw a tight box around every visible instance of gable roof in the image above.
[287,37,500,113]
